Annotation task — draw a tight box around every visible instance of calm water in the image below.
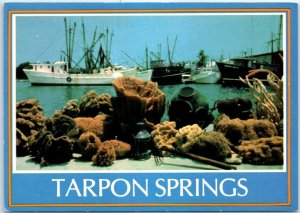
[16,80,253,120]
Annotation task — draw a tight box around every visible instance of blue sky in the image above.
[16,14,282,67]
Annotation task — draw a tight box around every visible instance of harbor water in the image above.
[16,80,254,121]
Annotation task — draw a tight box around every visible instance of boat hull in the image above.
[23,67,152,85]
[151,66,190,85]
[151,73,183,85]
[192,71,221,84]
[136,69,153,82]
[23,69,122,85]
[216,61,283,85]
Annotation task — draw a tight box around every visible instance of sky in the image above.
[15,14,283,67]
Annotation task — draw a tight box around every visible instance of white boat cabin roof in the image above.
[30,61,67,66]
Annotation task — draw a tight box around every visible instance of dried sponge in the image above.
[80,90,113,117]
[77,131,101,160]
[215,114,278,145]
[237,136,283,165]
[151,121,178,151]
[75,114,115,139]
[101,140,131,158]
[175,124,204,151]
[92,140,131,166]
[176,124,232,161]
[92,145,116,167]
[16,99,45,156]
[30,131,73,166]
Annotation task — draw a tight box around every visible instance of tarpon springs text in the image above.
[52,178,248,198]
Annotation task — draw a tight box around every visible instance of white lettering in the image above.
[51,179,65,197]
[99,179,110,197]
[155,179,166,197]
[220,178,236,197]
[83,179,97,197]
[132,179,149,197]
[65,178,81,197]
[202,179,218,196]
[237,178,248,196]
[180,179,193,196]
[111,179,131,197]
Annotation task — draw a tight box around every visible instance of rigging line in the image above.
[34,21,63,62]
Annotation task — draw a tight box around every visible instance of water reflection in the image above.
[17,80,252,118]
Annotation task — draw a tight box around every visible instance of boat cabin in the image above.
[230,58,259,69]
[150,59,166,68]
[31,61,68,73]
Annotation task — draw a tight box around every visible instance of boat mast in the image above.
[69,22,76,69]
[64,18,70,68]
[88,26,98,69]
[63,18,76,69]
[81,18,88,70]
[277,15,282,51]
[167,37,172,65]
[108,30,114,62]
[158,44,161,60]
[105,27,109,67]
[171,35,177,63]
[73,32,104,69]
[145,46,149,70]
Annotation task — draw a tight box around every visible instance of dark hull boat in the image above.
[150,60,191,85]
[149,37,191,85]
[216,51,283,86]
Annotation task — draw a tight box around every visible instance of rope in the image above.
[34,21,62,62]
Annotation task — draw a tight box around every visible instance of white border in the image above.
[12,12,287,174]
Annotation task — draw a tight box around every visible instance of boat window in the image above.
[40,66,42,69]
[51,66,54,73]
[48,66,50,69]
[248,61,253,68]
[34,66,37,71]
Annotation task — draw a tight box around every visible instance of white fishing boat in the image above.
[192,66,221,84]
[23,18,152,85]
[24,62,153,85]
[23,61,124,85]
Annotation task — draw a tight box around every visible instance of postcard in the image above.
[3,1,298,212]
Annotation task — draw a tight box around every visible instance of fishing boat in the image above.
[151,60,191,84]
[149,37,191,85]
[23,18,152,85]
[23,61,124,85]
[191,66,221,84]
[23,61,153,85]
[216,51,283,85]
